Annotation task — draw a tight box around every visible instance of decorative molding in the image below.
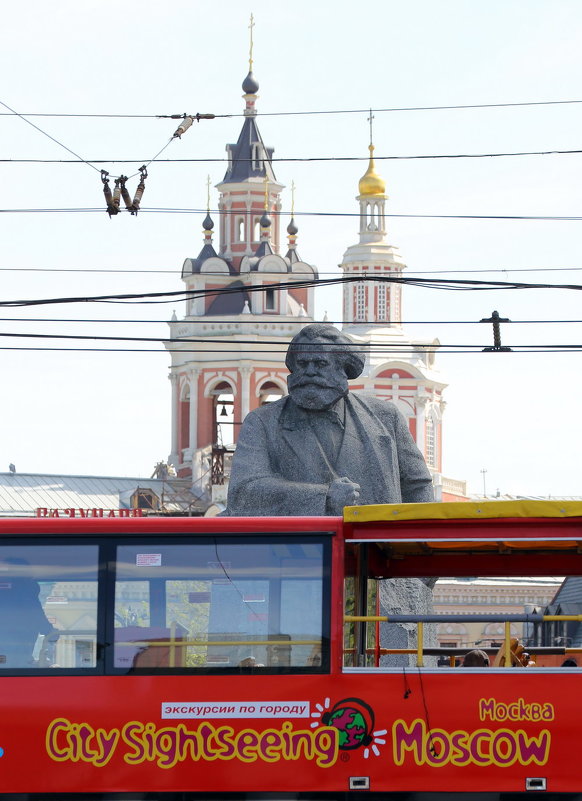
[203,373,238,397]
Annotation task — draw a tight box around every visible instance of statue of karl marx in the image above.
[226,323,434,516]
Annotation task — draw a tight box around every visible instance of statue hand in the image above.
[326,477,360,514]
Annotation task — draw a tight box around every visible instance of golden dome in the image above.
[358,144,386,196]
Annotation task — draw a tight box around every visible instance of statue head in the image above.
[285,324,365,411]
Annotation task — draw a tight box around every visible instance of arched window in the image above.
[211,381,235,447]
[236,217,245,243]
[251,143,263,170]
[377,283,387,321]
[425,414,436,468]
[179,384,190,455]
[355,283,366,322]
[258,380,284,405]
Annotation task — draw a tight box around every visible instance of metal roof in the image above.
[0,472,206,517]
[221,116,277,185]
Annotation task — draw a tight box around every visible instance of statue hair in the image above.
[285,324,365,379]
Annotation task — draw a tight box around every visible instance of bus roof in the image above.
[344,499,582,523]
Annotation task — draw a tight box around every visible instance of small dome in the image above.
[202,213,214,230]
[260,212,271,228]
[358,145,386,196]
[287,217,298,236]
[242,71,259,94]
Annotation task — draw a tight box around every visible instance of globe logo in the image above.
[323,697,375,751]
[327,706,369,749]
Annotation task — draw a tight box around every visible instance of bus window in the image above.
[113,537,328,671]
[0,544,99,670]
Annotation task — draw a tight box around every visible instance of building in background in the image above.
[165,64,466,511]
[0,470,204,518]
[339,139,465,501]
[527,576,582,666]
[0,65,465,519]
[433,576,561,653]
[165,66,317,509]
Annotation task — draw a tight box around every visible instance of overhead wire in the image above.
[3,96,582,119]
[1,316,581,325]
[2,147,582,164]
[0,330,580,352]
[0,345,579,355]
[2,266,582,276]
[3,274,582,308]
[0,97,210,182]
[2,207,582,221]
[0,98,102,174]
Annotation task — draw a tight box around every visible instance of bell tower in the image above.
[165,48,318,508]
[340,121,447,479]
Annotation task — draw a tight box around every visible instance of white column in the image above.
[307,282,315,319]
[240,364,252,421]
[188,369,200,452]
[250,277,261,314]
[278,285,288,316]
[378,198,386,234]
[415,395,429,456]
[169,373,179,465]
[359,198,366,234]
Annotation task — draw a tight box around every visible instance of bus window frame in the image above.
[0,529,334,676]
[0,535,106,676]
[105,530,333,676]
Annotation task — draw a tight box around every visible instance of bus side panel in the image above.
[0,672,573,794]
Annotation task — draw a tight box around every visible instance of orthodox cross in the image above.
[249,14,255,72]
[367,108,375,145]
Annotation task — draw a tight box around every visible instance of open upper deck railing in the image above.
[342,500,582,669]
[344,613,582,667]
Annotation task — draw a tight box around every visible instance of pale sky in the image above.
[2,0,582,497]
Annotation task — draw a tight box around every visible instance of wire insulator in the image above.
[119,175,133,211]
[100,170,119,217]
[173,115,194,138]
[130,165,148,215]
[112,178,122,211]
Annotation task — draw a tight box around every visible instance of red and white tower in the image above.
[340,139,447,483]
[166,66,317,505]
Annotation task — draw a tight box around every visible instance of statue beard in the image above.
[287,373,349,411]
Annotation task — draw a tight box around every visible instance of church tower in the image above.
[340,132,447,480]
[166,60,317,504]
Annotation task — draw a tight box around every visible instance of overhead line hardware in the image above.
[100,167,147,217]
[171,113,216,138]
[481,310,512,352]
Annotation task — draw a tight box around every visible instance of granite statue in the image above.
[226,323,434,516]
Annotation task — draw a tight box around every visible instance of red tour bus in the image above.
[0,499,580,801]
